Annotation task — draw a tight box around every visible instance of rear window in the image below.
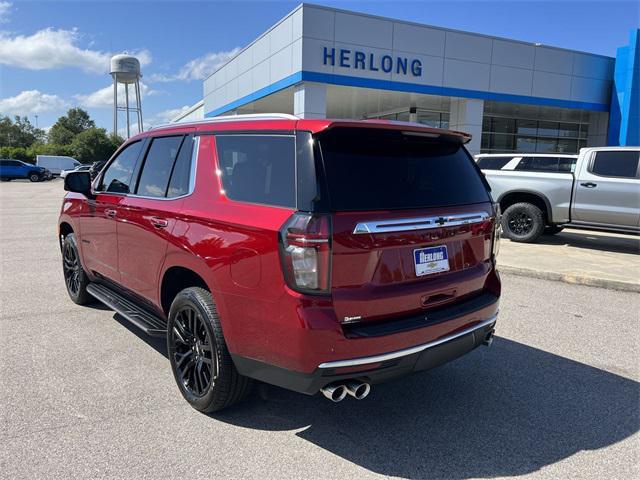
[318,128,490,211]
[477,156,514,170]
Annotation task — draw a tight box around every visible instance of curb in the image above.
[499,265,640,293]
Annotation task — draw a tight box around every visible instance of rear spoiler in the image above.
[319,120,472,144]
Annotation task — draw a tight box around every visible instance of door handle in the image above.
[105,209,117,218]
[580,182,597,188]
[150,217,169,229]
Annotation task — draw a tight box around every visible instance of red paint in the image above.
[59,117,500,375]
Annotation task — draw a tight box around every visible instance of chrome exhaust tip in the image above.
[321,383,348,402]
[482,329,495,347]
[345,380,371,400]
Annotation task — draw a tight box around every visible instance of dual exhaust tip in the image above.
[321,380,371,402]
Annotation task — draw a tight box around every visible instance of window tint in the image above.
[318,128,490,211]
[100,141,142,193]
[477,156,514,170]
[591,151,639,178]
[558,157,577,173]
[136,136,184,197]
[516,156,561,172]
[167,136,194,198]
[215,135,296,208]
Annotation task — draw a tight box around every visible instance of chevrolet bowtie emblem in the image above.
[435,217,446,226]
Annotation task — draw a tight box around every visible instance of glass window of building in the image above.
[481,102,590,155]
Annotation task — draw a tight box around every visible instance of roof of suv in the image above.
[141,113,472,143]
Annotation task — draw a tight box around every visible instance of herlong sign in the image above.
[322,46,423,77]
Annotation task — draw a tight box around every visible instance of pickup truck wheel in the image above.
[502,202,545,243]
[62,233,92,305]
[167,287,252,412]
[29,173,41,182]
[544,226,564,235]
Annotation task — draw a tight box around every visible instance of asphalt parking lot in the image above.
[1,179,639,479]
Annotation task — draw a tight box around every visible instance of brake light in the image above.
[492,202,501,258]
[279,213,332,294]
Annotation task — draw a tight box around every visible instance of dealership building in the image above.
[174,4,639,155]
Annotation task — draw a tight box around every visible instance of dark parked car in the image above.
[0,159,48,182]
[59,114,501,412]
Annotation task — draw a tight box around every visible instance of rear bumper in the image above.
[232,313,497,395]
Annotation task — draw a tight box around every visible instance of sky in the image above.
[0,0,638,135]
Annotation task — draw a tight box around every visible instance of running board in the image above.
[86,283,168,337]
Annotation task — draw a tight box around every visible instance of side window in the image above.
[516,156,560,172]
[215,135,296,208]
[590,151,639,178]
[558,157,577,173]
[476,157,513,170]
[99,141,143,193]
[167,136,194,198]
[136,136,184,198]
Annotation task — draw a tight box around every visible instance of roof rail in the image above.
[149,113,299,130]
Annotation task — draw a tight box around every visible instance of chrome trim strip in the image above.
[317,314,497,369]
[353,212,490,234]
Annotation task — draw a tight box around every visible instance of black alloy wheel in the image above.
[167,287,252,412]
[29,173,40,182]
[63,241,81,297]
[507,210,533,236]
[61,233,92,304]
[501,202,545,243]
[170,306,217,397]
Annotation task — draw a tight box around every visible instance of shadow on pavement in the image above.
[532,230,639,255]
[109,312,639,479]
[211,337,639,479]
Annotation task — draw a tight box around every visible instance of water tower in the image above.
[110,54,143,138]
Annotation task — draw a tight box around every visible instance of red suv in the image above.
[59,114,501,411]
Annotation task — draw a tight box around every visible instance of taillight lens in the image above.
[279,213,332,294]
[492,202,502,258]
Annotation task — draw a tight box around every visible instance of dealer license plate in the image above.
[414,246,450,277]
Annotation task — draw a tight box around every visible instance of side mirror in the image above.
[64,171,94,199]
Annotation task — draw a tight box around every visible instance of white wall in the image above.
[203,6,304,116]
[299,5,614,105]
[203,4,614,118]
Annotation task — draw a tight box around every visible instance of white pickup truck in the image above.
[478,147,640,242]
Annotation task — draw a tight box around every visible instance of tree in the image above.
[0,116,46,148]
[70,128,123,164]
[48,108,95,145]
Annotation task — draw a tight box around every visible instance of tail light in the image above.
[492,202,501,258]
[279,213,332,295]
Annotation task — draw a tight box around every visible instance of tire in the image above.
[501,202,545,243]
[544,226,564,235]
[1,178,11,182]
[29,173,41,182]
[62,233,92,305]
[167,287,252,412]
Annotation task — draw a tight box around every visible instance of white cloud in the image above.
[148,48,240,82]
[75,82,156,108]
[0,89,68,115]
[0,2,12,23]
[147,105,191,126]
[0,27,152,74]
